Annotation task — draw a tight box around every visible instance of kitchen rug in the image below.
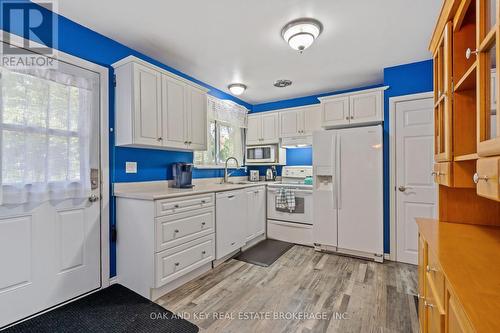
[235,239,294,267]
[2,284,198,333]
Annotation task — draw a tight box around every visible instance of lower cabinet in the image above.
[418,232,474,333]
[246,186,266,241]
[116,193,216,300]
[215,186,266,260]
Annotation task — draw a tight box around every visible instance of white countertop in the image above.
[113,178,273,200]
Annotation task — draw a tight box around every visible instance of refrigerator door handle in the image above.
[336,134,342,210]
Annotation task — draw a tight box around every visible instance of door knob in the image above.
[398,185,411,192]
[473,173,488,184]
[465,48,478,60]
[88,194,100,202]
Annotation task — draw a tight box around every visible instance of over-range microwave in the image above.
[245,145,286,165]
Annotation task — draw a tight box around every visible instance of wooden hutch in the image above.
[418,0,500,332]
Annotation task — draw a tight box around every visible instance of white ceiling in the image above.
[55,0,441,105]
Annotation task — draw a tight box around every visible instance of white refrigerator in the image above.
[313,125,383,261]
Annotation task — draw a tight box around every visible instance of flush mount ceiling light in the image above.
[228,83,247,95]
[281,18,323,53]
[274,79,292,88]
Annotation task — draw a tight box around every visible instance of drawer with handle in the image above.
[474,157,500,201]
[155,234,215,288]
[424,275,445,333]
[426,248,445,305]
[155,207,215,252]
[155,193,214,217]
[433,162,452,187]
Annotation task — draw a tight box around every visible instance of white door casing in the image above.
[392,94,436,264]
[0,31,109,327]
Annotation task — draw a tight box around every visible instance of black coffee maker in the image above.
[172,163,194,188]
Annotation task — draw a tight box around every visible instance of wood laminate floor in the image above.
[157,245,419,333]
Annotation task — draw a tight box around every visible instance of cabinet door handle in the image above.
[227,195,235,199]
[345,117,349,120]
[174,204,179,208]
[424,300,435,308]
[231,242,236,246]
[201,200,206,203]
[426,265,438,273]
[473,173,489,184]
[465,48,478,60]
[174,262,180,266]
[350,116,354,119]
[157,137,162,141]
[202,250,206,255]
[174,229,179,233]
[431,171,437,176]
[201,222,206,226]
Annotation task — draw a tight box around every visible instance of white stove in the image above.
[267,166,313,246]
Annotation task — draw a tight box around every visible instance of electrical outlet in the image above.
[125,162,137,174]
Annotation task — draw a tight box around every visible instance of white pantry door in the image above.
[396,97,436,264]
[0,57,101,327]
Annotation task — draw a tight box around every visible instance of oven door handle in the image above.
[267,188,313,194]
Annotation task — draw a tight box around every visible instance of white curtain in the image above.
[0,66,95,205]
[194,97,248,167]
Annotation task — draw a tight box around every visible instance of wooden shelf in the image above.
[454,62,477,92]
[454,153,478,161]
[434,93,446,108]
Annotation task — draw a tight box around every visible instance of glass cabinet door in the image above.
[478,0,500,156]
[434,22,453,162]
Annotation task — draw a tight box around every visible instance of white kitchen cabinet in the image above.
[113,56,209,151]
[161,75,187,149]
[321,96,350,128]
[279,105,321,137]
[114,61,163,147]
[215,190,247,259]
[246,113,279,145]
[319,87,387,128]
[116,193,215,300]
[349,91,382,125]
[246,186,266,242]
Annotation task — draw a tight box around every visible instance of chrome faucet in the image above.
[223,157,240,183]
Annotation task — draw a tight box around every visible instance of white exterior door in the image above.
[133,63,162,146]
[396,97,436,264]
[162,75,187,149]
[0,58,101,327]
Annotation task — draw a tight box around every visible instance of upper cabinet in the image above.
[279,105,321,137]
[434,21,453,162]
[113,56,209,151]
[318,87,387,128]
[477,0,500,157]
[246,112,279,145]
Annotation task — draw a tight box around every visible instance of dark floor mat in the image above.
[2,284,198,333]
[235,239,294,267]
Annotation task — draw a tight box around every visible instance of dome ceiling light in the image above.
[228,83,247,95]
[281,18,323,53]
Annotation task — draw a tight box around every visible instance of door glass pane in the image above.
[486,0,497,33]
[486,45,497,140]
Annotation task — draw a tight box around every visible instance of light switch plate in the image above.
[125,161,137,174]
